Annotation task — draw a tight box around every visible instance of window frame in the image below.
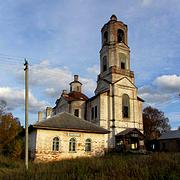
[85,138,92,152]
[52,137,60,152]
[69,138,76,152]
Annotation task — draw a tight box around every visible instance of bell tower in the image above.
[96,15,134,95]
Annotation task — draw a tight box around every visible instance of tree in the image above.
[143,106,171,141]
[0,103,23,158]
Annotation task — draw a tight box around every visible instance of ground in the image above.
[0,153,179,180]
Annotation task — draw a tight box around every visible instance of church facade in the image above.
[29,15,144,161]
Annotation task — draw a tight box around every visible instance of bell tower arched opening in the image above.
[103,31,108,44]
[117,29,124,43]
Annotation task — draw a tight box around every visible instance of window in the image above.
[95,106,97,118]
[117,29,124,43]
[121,62,125,69]
[52,137,59,151]
[104,31,108,43]
[91,107,94,120]
[122,94,130,118]
[69,138,76,152]
[85,139,92,152]
[102,56,107,72]
[74,109,79,117]
[119,53,126,70]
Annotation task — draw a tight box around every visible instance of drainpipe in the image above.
[111,83,116,149]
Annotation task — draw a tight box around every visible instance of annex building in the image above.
[29,15,145,161]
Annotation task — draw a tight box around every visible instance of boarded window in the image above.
[74,109,79,117]
[52,137,59,151]
[69,138,76,152]
[122,94,130,118]
[85,139,92,152]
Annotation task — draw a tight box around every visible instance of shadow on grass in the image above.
[0,152,180,180]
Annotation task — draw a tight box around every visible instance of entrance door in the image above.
[130,138,139,150]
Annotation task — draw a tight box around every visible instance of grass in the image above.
[0,153,179,180]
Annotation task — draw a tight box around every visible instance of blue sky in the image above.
[0,0,179,129]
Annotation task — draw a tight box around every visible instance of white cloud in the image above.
[81,78,96,96]
[138,86,172,106]
[139,74,180,107]
[45,88,59,98]
[87,65,99,75]
[0,87,48,113]
[153,75,180,93]
[14,60,97,98]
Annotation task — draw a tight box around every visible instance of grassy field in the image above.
[0,153,179,180]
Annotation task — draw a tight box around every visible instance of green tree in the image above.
[143,106,171,140]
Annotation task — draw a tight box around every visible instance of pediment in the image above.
[95,79,110,94]
[115,77,136,89]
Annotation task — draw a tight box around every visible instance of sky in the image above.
[0,0,179,129]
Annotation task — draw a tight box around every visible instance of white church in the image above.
[29,15,145,162]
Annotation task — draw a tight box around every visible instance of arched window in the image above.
[117,29,124,43]
[104,31,108,43]
[69,138,76,152]
[52,137,59,151]
[119,53,126,70]
[122,94,130,118]
[102,56,107,72]
[85,139,92,152]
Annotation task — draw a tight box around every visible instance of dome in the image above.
[110,14,117,21]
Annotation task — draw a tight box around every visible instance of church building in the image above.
[29,15,145,161]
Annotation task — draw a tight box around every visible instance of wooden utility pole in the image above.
[24,59,29,170]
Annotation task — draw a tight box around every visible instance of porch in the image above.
[115,128,145,152]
